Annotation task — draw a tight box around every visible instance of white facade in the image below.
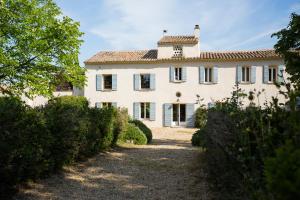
[84,26,286,128]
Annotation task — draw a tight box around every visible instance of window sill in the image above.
[172,80,185,83]
[239,82,253,85]
[202,82,216,85]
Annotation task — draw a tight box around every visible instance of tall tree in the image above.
[272,13,300,89]
[0,0,85,98]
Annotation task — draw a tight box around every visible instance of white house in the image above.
[84,25,286,128]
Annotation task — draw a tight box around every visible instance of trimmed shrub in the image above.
[44,96,90,171]
[264,141,300,200]
[113,108,129,146]
[0,97,53,198]
[120,123,147,145]
[191,129,206,147]
[130,119,152,143]
[194,106,207,129]
[97,107,116,149]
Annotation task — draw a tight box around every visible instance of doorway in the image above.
[172,104,186,126]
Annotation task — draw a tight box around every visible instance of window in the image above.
[268,66,277,82]
[174,67,182,81]
[204,67,213,83]
[140,102,150,119]
[140,74,150,89]
[102,102,112,108]
[173,45,183,57]
[242,66,251,83]
[103,75,112,89]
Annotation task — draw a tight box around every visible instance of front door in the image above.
[172,104,186,126]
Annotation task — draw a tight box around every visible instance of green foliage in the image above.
[264,140,300,200]
[0,96,131,198]
[0,97,53,198]
[120,123,147,145]
[194,106,207,129]
[0,0,85,97]
[272,13,300,88]
[191,129,206,147]
[112,108,129,146]
[130,119,152,143]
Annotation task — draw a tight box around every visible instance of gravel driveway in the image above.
[15,128,210,200]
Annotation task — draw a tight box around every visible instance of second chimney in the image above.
[194,25,200,38]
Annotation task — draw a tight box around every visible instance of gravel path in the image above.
[15,128,210,200]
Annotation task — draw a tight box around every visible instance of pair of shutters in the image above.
[236,66,256,83]
[95,102,117,108]
[163,103,195,127]
[263,65,285,84]
[96,74,117,91]
[199,66,218,84]
[169,67,187,82]
[133,102,156,121]
[134,74,155,90]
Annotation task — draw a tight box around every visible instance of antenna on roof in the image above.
[163,29,167,36]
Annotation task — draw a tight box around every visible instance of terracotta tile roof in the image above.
[157,35,199,45]
[84,49,282,64]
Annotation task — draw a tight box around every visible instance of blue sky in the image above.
[55,0,300,66]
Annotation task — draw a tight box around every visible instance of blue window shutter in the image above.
[182,67,187,81]
[277,65,285,84]
[150,74,156,90]
[96,75,102,91]
[95,102,101,108]
[186,103,195,128]
[134,74,140,90]
[199,66,205,84]
[112,102,117,108]
[111,74,117,90]
[263,65,269,83]
[251,66,256,84]
[133,102,140,119]
[236,65,242,83]
[163,103,172,127]
[213,66,218,84]
[169,67,175,82]
[150,102,156,121]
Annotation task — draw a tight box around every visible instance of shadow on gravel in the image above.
[15,138,209,200]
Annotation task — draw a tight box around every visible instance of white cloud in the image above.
[89,0,286,51]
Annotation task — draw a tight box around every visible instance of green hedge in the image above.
[191,129,205,147]
[119,123,147,145]
[0,96,128,198]
[129,119,152,143]
[194,106,207,129]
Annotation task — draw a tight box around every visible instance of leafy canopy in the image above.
[0,0,85,98]
[272,13,300,89]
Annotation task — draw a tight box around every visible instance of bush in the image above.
[113,108,129,146]
[194,106,207,129]
[120,123,147,145]
[0,97,53,198]
[264,141,300,200]
[44,96,90,171]
[191,129,206,147]
[130,119,152,143]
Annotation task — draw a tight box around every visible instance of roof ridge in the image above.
[200,49,275,53]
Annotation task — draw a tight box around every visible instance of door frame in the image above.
[171,103,186,127]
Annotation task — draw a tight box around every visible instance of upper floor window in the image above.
[204,67,213,83]
[175,67,182,81]
[140,102,150,119]
[268,66,277,82]
[173,45,183,57]
[242,66,251,83]
[103,75,112,89]
[140,74,150,89]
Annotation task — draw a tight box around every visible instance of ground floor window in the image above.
[140,102,150,119]
[102,102,112,108]
[172,104,186,123]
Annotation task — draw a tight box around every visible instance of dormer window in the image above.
[173,45,183,57]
